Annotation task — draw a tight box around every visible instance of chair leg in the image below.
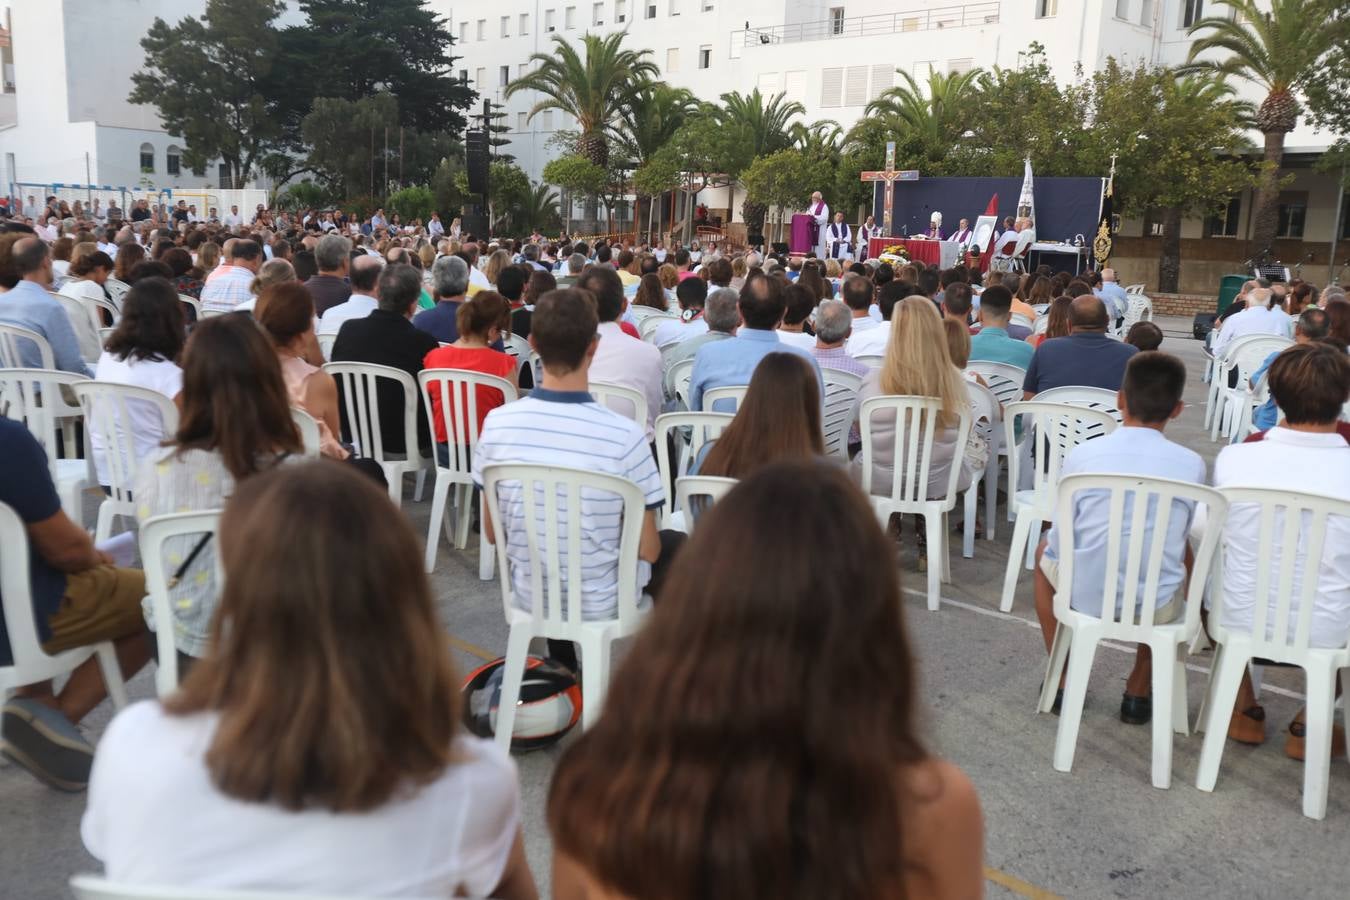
[577,632,610,731]
[1149,639,1179,789]
[493,625,533,752]
[1038,624,1071,713]
[384,464,403,508]
[478,534,495,581]
[1341,669,1350,764]
[1053,629,1100,774]
[412,467,428,503]
[983,461,998,542]
[424,472,451,573]
[1301,663,1337,820]
[93,643,128,711]
[1195,648,1249,792]
[1171,651,1190,737]
[94,500,115,546]
[962,484,977,559]
[940,513,952,583]
[923,513,942,611]
[1023,518,1039,570]
[453,484,472,550]
[1000,509,1033,613]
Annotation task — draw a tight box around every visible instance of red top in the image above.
[619,321,640,340]
[422,345,517,444]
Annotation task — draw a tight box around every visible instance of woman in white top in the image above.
[91,277,185,488]
[59,248,117,362]
[86,461,538,900]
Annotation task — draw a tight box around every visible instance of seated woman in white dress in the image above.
[84,460,539,900]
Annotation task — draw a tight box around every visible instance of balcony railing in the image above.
[741,2,1000,46]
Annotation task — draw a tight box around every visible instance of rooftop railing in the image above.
[740,2,1000,46]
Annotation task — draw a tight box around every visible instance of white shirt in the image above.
[651,315,707,350]
[223,212,243,228]
[429,219,444,238]
[83,702,520,899]
[1212,303,1293,355]
[846,320,891,357]
[587,321,664,441]
[90,351,182,486]
[776,330,817,352]
[468,266,491,292]
[1043,427,1207,617]
[318,293,379,336]
[1205,428,1350,648]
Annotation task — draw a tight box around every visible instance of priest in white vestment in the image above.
[856,215,880,257]
[808,191,830,259]
[826,212,853,260]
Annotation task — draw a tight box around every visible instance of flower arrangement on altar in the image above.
[878,244,910,265]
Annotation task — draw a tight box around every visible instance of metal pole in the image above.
[85,152,91,206]
[399,127,404,187]
[1330,164,1346,285]
[383,127,389,194]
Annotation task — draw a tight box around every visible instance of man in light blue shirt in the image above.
[968,285,1033,370]
[1248,307,1327,431]
[689,274,822,411]
[1033,352,1206,725]
[1096,267,1130,322]
[0,237,92,376]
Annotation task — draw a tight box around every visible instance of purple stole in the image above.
[810,201,824,245]
[927,225,946,240]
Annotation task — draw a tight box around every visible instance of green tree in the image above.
[128,0,289,188]
[386,185,437,223]
[632,155,682,238]
[717,89,805,159]
[430,157,466,221]
[657,112,745,241]
[614,83,698,233]
[542,155,609,197]
[515,182,563,235]
[1303,5,1350,172]
[741,149,833,244]
[279,0,475,135]
[301,93,398,197]
[506,32,659,233]
[1180,0,1341,253]
[863,67,981,162]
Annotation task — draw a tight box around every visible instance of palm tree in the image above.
[1181,0,1338,254]
[614,82,698,238]
[864,67,982,150]
[506,32,659,233]
[717,89,806,158]
[518,181,561,234]
[793,120,843,159]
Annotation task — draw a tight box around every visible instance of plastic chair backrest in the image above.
[0,500,62,676]
[821,367,862,459]
[53,291,102,338]
[590,380,648,427]
[654,411,734,515]
[1124,283,1146,295]
[1228,336,1291,385]
[1012,229,1037,258]
[1034,315,1050,335]
[0,323,55,369]
[1213,487,1350,659]
[69,874,410,900]
[965,360,1026,405]
[853,354,885,370]
[138,510,222,696]
[290,407,322,457]
[668,356,695,408]
[0,369,90,478]
[317,333,337,362]
[964,379,1001,451]
[72,381,179,503]
[103,278,131,303]
[178,294,203,321]
[675,475,738,527]
[502,332,531,360]
[1010,312,1034,331]
[1033,385,1123,424]
[703,384,748,413]
[323,362,417,464]
[1054,474,1225,633]
[418,368,518,475]
[859,394,971,509]
[1004,401,1118,504]
[481,463,645,627]
[638,313,677,342]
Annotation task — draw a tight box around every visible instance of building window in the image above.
[542,110,554,130]
[1115,0,1129,18]
[458,21,467,40]
[948,58,973,74]
[820,67,843,108]
[476,19,486,39]
[459,69,469,82]
[1182,0,1203,27]
[501,15,510,37]
[545,9,555,30]
[1277,192,1307,239]
[500,65,510,87]
[218,163,231,189]
[1341,195,1350,240]
[475,67,486,89]
[139,143,155,173]
[593,2,604,24]
[615,0,627,22]
[702,0,713,9]
[1037,0,1058,17]
[166,145,181,176]
[1205,196,1240,238]
[518,63,528,79]
[698,45,711,68]
[1140,0,1154,25]
[666,47,680,72]
[518,112,528,131]
[669,0,680,15]
[520,13,530,32]
[565,6,575,28]
[829,6,844,34]
[646,2,657,19]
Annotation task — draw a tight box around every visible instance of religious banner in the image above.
[1093,160,1115,268]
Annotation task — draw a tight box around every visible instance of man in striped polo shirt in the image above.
[472,288,681,671]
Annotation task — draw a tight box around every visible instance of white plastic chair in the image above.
[962,379,1001,558]
[1038,475,1226,789]
[418,368,518,574]
[103,278,131,306]
[821,368,862,459]
[70,874,411,900]
[178,294,203,321]
[54,290,118,341]
[138,510,222,697]
[1009,229,1036,272]
[965,360,1026,406]
[1034,385,1123,425]
[1204,333,1278,432]
[0,369,93,524]
[501,332,531,379]
[317,333,337,362]
[1119,295,1153,335]
[290,407,322,457]
[0,501,128,714]
[481,463,650,748]
[703,383,748,413]
[72,381,179,543]
[1033,315,1050,336]
[858,395,972,611]
[1124,283,1146,295]
[998,401,1119,612]
[0,322,55,369]
[638,313,678,343]
[1195,488,1350,819]
[589,381,648,427]
[1231,369,1273,444]
[853,353,885,370]
[1211,336,1291,442]
[673,474,737,531]
[1010,312,1035,332]
[654,411,734,528]
[991,232,1020,271]
[666,356,695,408]
[324,362,432,507]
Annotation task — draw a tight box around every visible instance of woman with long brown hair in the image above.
[631,273,669,314]
[113,242,145,284]
[132,316,304,663]
[1027,295,1072,348]
[549,461,984,899]
[696,352,823,479]
[87,462,538,900]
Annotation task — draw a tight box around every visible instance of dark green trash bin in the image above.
[1216,274,1247,316]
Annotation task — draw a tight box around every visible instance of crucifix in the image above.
[860,141,919,237]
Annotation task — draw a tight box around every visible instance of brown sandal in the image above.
[1228,705,1266,745]
[1284,721,1348,762]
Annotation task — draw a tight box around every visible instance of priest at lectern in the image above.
[808,191,829,258]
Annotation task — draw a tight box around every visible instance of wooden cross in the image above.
[860,141,919,237]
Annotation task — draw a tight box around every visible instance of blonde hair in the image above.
[484,249,512,286]
[658,263,680,290]
[825,259,842,278]
[731,256,748,278]
[880,297,968,428]
[250,259,297,296]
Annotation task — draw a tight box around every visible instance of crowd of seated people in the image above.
[3,200,1350,897]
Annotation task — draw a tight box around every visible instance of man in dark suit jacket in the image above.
[330,263,438,456]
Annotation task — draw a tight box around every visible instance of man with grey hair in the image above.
[413,254,470,343]
[557,253,587,289]
[1213,283,1291,356]
[811,299,869,377]
[319,254,384,336]
[307,233,353,316]
[662,286,739,402]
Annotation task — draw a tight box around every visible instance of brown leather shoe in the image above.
[1227,705,1266,745]
[1284,721,1347,761]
